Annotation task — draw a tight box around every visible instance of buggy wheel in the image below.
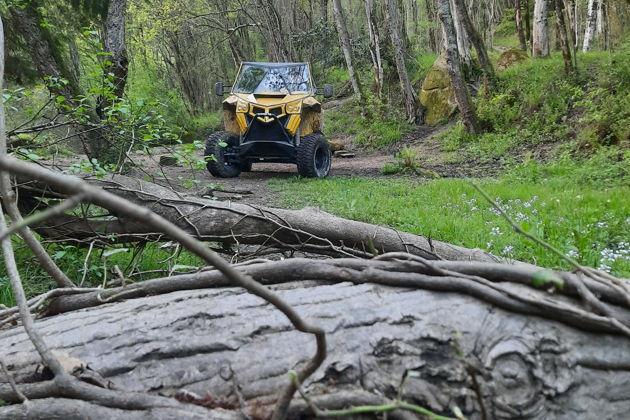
[205,131,241,178]
[297,133,331,178]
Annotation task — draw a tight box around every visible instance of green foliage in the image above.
[439,44,630,164]
[0,238,205,307]
[325,97,412,148]
[270,176,630,277]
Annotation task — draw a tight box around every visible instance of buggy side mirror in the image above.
[323,84,334,98]
[215,82,225,96]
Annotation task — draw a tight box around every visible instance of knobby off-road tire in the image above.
[205,131,241,178]
[297,133,331,178]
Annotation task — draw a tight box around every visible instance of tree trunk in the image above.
[452,0,495,85]
[331,0,363,102]
[582,0,598,51]
[385,0,423,124]
[516,0,529,50]
[2,262,630,419]
[15,173,500,263]
[98,0,128,113]
[319,0,328,22]
[524,0,533,45]
[532,0,550,57]
[449,0,472,68]
[437,0,480,134]
[365,0,384,97]
[554,0,575,73]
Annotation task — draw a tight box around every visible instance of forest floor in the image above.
[99,125,507,206]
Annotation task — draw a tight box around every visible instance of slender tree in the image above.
[385,0,422,124]
[452,0,495,85]
[365,0,384,97]
[449,0,471,68]
[516,0,528,50]
[554,0,576,73]
[532,0,550,57]
[583,0,598,51]
[437,0,480,134]
[332,0,363,101]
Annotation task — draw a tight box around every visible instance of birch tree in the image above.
[532,0,550,57]
[583,0,598,51]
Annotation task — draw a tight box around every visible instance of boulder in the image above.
[497,48,529,71]
[419,55,457,126]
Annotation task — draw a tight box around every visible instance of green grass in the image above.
[270,176,630,277]
[0,238,205,307]
[324,100,412,148]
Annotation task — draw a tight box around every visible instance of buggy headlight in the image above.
[286,100,302,114]
[236,101,249,112]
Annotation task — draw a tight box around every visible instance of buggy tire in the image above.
[297,133,331,178]
[205,131,241,178]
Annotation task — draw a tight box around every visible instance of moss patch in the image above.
[419,55,457,125]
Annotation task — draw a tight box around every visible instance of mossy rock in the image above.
[328,139,344,152]
[419,55,457,126]
[497,48,529,71]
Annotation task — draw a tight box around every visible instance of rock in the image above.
[419,55,458,126]
[497,48,529,71]
[333,150,355,158]
[328,139,344,152]
[159,155,179,166]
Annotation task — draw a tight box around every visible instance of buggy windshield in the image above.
[233,63,312,95]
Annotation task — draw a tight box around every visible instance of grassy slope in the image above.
[271,46,630,276]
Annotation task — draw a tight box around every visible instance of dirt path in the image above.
[45,125,503,207]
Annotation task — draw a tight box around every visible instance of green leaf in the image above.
[218,141,228,147]
[532,270,564,290]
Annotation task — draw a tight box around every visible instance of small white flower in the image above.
[501,245,514,255]
[490,227,502,236]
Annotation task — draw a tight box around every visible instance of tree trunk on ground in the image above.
[583,0,598,51]
[15,173,499,263]
[437,0,480,134]
[516,0,529,50]
[554,0,575,73]
[452,0,495,85]
[365,0,384,97]
[2,262,630,419]
[532,0,550,56]
[332,0,363,101]
[385,0,423,124]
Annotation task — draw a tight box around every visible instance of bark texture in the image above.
[16,173,500,263]
[532,0,550,57]
[2,278,630,419]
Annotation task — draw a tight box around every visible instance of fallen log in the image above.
[16,172,500,262]
[2,258,630,419]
